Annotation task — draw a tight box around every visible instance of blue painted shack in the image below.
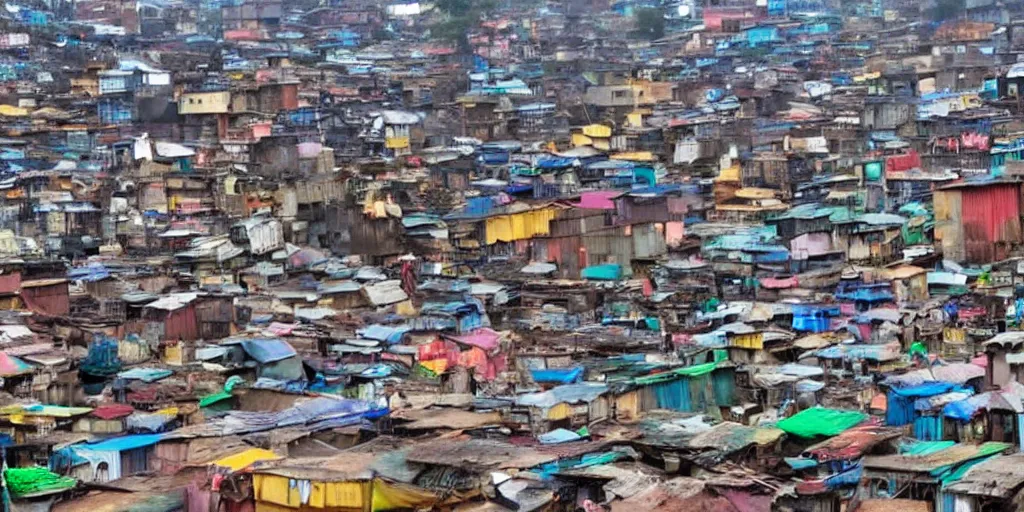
[792,304,841,333]
[744,26,780,47]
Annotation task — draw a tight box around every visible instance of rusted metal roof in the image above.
[944,453,1024,498]
[802,424,903,463]
[405,438,558,470]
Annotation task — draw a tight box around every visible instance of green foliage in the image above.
[431,0,496,52]
[635,7,665,40]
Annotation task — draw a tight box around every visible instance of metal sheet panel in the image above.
[20,282,69,317]
[548,236,582,278]
[962,184,1021,262]
[632,223,667,259]
[164,304,198,341]
[582,232,634,277]
[913,415,943,441]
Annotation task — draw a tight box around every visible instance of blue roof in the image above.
[240,338,297,364]
[68,264,112,282]
[531,367,584,385]
[536,156,577,170]
[117,367,173,383]
[463,197,496,216]
[357,325,411,344]
[75,434,163,452]
[705,234,788,254]
[890,382,957,398]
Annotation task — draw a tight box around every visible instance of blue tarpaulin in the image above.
[479,151,510,165]
[581,264,622,281]
[537,428,582,444]
[530,367,584,384]
[75,434,163,452]
[785,457,820,470]
[68,264,111,282]
[117,368,173,383]
[239,338,297,364]
[892,382,958,398]
[536,157,578,169]
[887,382,957,426]
[824,463,862,489]
[357,325,410,345]
[944,397,981,422]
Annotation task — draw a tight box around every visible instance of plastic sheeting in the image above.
[444,328,501,351]
[887,382,957,426]
[530,367,584,384]
[651,378,698,412]
[484,208,556,245]
[537,428,583,444]
[0,352,32,377]
[239,338,297,364]
[582,264,623,281]
[75,433,163,452]
[371,478,464,511]
[117,367,173,383]
[536,156,578,169]
[516,383,609,409]
[358,325,410,345]
[777,408,867,438]
[796,380,826,393]
[125,409,177,432]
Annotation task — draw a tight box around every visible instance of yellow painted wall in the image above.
[729,332,764,350]
[484,207,556,245]
[179,91,231,115]
[546,402,573,421]
[254,474,369,510]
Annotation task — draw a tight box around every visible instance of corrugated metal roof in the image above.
[864,442,1012,475]
[944,453,1024,498]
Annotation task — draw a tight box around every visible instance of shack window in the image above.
[613,90,628,99]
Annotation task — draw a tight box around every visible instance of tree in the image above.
[635,8,665,40]
[431,0,496,53]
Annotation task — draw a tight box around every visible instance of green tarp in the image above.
[633,361,718,386]
[776,407,868,438]
[900,440,956,456]
[199,375,244,408]
[4,467,76,497]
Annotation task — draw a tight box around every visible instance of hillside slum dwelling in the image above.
[6,0,1024,511]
